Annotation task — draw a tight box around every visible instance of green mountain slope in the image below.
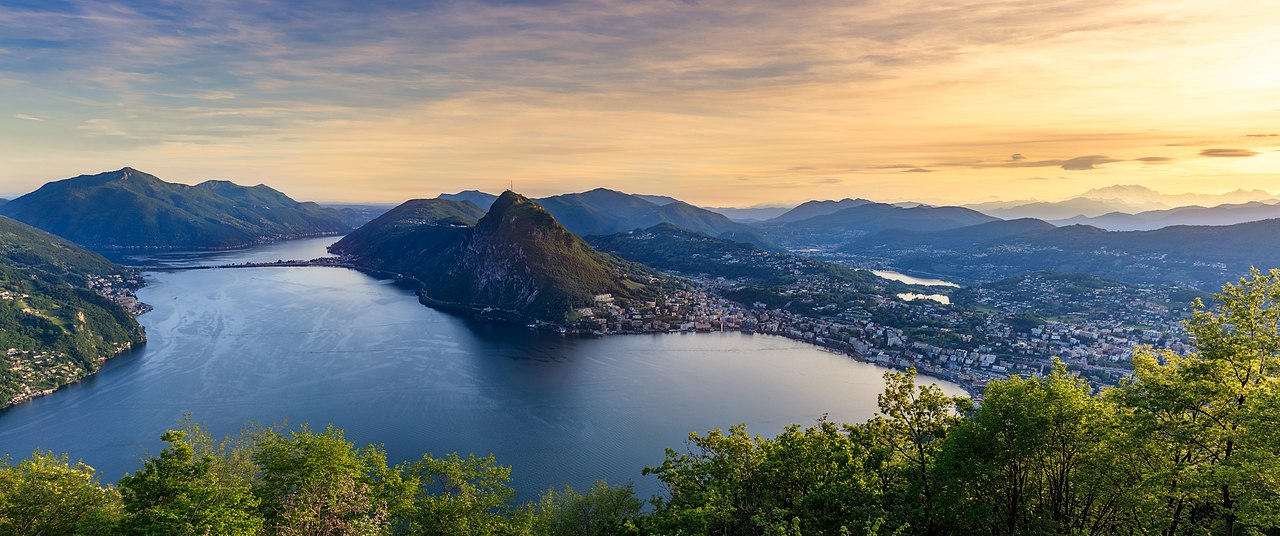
[757,202,999,249]
[0,168,351,250]
[328,198,488,276]
[0,216,146,407]
[340,192,655,323]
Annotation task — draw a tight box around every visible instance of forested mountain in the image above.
[536,188,775,249]
[435,188,775,248]
[337,192,656,323]
[0,167,351,250]
[0,216,145,407]
[329,198,487,274]
[844,218,1056,251]
[757,202,998,249]
[766,197,873,222]
[854,218,1280,287]
[588,223,889,290]
[439,190,499,209]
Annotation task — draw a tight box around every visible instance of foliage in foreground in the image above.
[3,270,1280,535]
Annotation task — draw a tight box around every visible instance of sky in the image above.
[1,0,1278,206]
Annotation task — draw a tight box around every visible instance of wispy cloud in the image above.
[13,113,44,121]
[1200,148,1260,157]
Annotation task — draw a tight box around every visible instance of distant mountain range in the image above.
[1050,200,1280,231]
[767,198,874,223]
[334,191,657,323]
[844,216,1280,287]
[969,185,1280,222]
[1,168,352,250]
[0,216,146,407]
[439,188,775,249]
[756,202,998,250]
[702,205,793,223]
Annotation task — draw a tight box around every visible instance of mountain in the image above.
[338,191,656,323]
[535,188,776,249]
[634,194,680,206]
[976,197,1149,220]
[864,219,1280,288]
[972,185,1280,221]
[329,198,487,275]
[1080,184,1277,208]
[846,218,1057,251]
[322,203,396,228]
[587,223,895,292]
[1051,200,1280,231]
[0,168,351,250]
[439,190,499,209]
[768,198,873,223]
[757,202,999,249]
[703,205,794,223]
[0,216,146,407]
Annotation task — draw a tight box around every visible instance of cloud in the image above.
[1060,155,1121,170]
[1200,148,1259,157]
[902,167,933,173]
[1009,153,1025,161]
[1244,134,1279,137]
[13,113,45,121]
[1135,156,1173,163]
[1018,176,1069,181]
[991,154,1119,170]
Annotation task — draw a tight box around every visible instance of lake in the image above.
[872,270,960,288]
[2,237,965,501]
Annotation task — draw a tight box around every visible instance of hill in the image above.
[703,205,794,223]
[757,202,998,249]
[339,192,656,324]
[0,216,146,407]
[439,190,499,209]
[328,198,487,276]
[1,168,351,250]
[767,198,873,223]
[845,218,1057,252]
[535,188,775,249]
[856,219,1280,287]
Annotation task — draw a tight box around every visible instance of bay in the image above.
[1,238,965,500]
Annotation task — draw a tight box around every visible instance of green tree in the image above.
[400,452,527,536]
[863,368,969,535]
[117,430,263,535]
[1113,268,1280,535]
[937,361,1128,535]
[534,481,642,536]
[0,451,123,535]
[252,426,405,536]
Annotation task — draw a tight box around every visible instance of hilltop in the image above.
[1,168,352,250]
[337,191,658,324]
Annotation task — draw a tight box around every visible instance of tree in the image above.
[534,481,642,536]
[117,430,263,535]
[400,452,527,536]
[937,361,1128,535]
[1114,268,1280,535]
[863,368,969,535]
[0,451,123,535]
[252,426,404,536]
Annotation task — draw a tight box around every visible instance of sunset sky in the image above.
[2,0,1278,206]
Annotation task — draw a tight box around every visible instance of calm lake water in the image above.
[2,237,964,500]
[872,270,960,288]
